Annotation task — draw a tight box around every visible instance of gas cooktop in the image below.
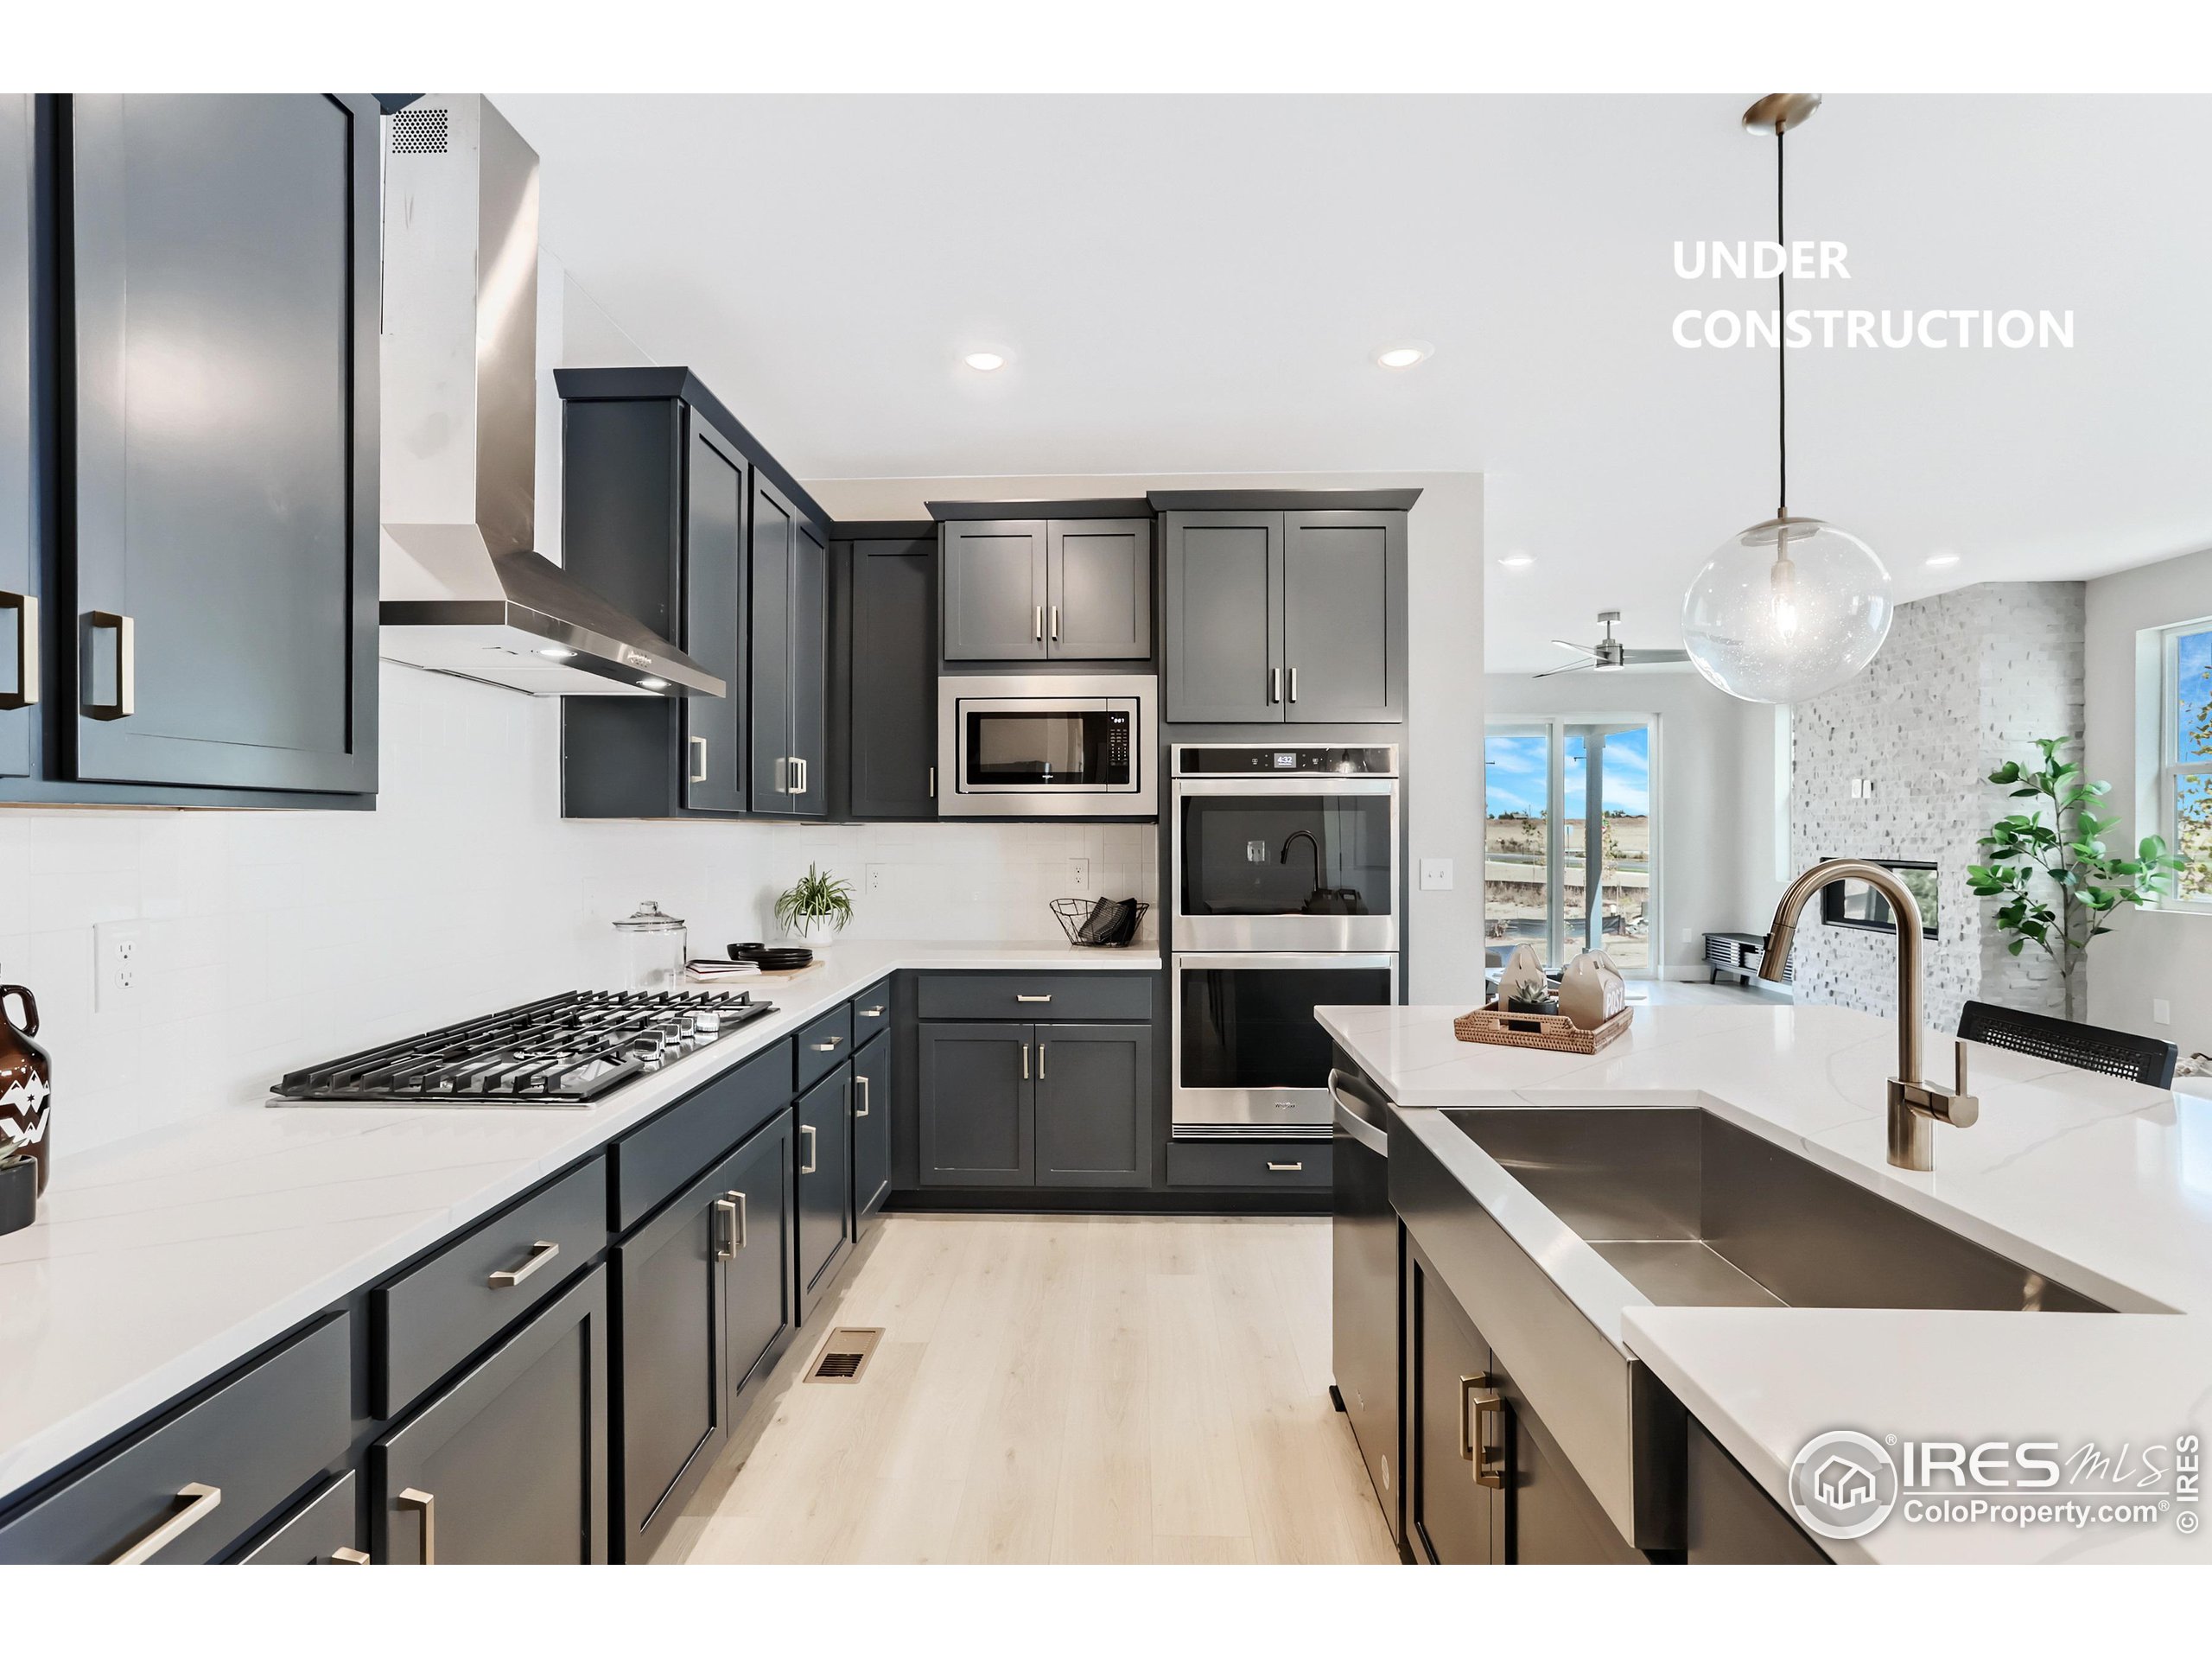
[270,989,779,1107]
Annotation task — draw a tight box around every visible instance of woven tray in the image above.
[1453,1000,1631,1055]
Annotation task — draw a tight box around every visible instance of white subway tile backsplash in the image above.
[6,662,1158,1158]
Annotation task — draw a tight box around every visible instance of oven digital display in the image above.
[1272,753,1297,769]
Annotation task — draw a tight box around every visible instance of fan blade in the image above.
[1551,639,1591,653]
[1534,657,1596,678]
[1619,647,1692,664]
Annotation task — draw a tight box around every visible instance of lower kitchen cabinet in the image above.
[1033,1022,1150,1187]
[1687,1419,1827,1565]
[918,1022,1036,1187]
[796,1065,854,1318]
[1404,1242,1646,1567]
[1408,1245,1503,1565]
[372,1264,611,1566]
[613,1112,796,1564]
[852,1031,893,1228]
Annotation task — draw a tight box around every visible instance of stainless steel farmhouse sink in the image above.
[1388,1101,2117,1553]
[1444,1106,2112,1315]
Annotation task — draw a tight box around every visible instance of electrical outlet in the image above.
[2154,998,2173,1027]
[865,864,888,895]
[96,919,144,1011]
[1419,857,1453,891]
[1068,857,1091,894]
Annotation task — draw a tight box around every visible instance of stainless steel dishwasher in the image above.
[1329,1056,1402,1551]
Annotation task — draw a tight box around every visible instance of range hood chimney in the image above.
[378,95,723,698]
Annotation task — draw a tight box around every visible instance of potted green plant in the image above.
[1967,736,2186,1021]
[774,864,855,943]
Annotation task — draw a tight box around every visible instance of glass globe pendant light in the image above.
[1681,93,1892,704]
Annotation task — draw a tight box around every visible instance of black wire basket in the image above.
[1050,897,1150,947]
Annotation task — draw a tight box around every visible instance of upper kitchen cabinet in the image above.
[749,473,829,818]
[0,95,31,784]
[1157,490,1413,726]
[0,95,382,804]
[831,528,937,820]
[934,504,1154,664]
[556,366,833,821]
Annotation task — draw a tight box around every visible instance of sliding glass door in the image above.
[1484,719,1656,973]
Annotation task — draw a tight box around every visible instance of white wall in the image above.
[804,472,1487,1007]
[1484,668,1781,977]
[2085,545,2212,1056]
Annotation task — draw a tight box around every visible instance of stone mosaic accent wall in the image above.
[1789,582,2085,1031]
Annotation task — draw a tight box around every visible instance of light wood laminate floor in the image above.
[682,1214,1398,1565]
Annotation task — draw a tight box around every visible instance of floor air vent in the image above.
[804,1326,883,1384]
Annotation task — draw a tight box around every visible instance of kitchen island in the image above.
[1317,999,2212,1565]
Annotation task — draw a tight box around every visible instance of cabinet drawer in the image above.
[1166,1141,1331,1189]
[611,1039,793,1233]
[795,1005,853,1092]
[0,1313,351,1564]
[376,1156,607,1416]
[237,1470,364,1565]
[849,979,892,1042]
[915,972,1153,1023]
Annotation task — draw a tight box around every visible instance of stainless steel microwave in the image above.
[936,673,1159,818]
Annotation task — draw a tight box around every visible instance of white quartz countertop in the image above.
[1318,999,2212,1565]
[0,940,1157,1505]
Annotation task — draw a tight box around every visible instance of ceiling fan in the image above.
[1537,610,1691,677]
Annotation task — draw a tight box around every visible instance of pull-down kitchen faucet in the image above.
[1761,859,1979,1172]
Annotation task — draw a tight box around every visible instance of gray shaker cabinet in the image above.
[1048,518,1152,659]
[67,93,381,794]
[1282,510,1406,722]
[1163,507,1406,725]
[681,419,747,814]
[942,519,1048,660]
[1162,510,1284,722]
[751,473,829,817]
[918,1021,1036,1187]
[0,93,31,781]
[1033,1022,1151,1188]
[842,537,937,818]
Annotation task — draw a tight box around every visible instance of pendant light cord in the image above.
[1776,124,1789,521]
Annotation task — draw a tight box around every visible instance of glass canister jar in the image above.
[614,901,688,993]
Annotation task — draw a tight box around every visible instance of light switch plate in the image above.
[1419,858,1453,891]
[96,919,144,1011]
[2154,998,2173,1026]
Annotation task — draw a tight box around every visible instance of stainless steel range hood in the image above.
[378,95,722,699]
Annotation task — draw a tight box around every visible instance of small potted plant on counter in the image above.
[775,864,855,943]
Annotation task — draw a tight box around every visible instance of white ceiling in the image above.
[498,93,2212,673]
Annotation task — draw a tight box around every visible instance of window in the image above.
[2164,623,2212,906]
[1484,718,1656,972]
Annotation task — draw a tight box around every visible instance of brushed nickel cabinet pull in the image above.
[794,756,807,795]
[329,1547,372,1565]
[1014,994,1052,1003]
[1473,1387,1509,1489]
[800,1124,818,1175]
[1266,1160,1303,1173]
[0,591,35,709]
[1457,1373,1489,1461]
[487,1239,559,1288]
[731,1189,748,1249]
[1033,604,1044,641]
[713,1195,739,1260]
[1268,666,1280,704]
[1037,1043,1047,1079]
[855,1073,871,1117]
[928,765,935,798]
[1288,666,1299,703]
[860,1005,886,1019]
[1050,605,1059,642]
[811,1034,842,1051]
[86,610,134,720]
[689,734,708,783]
[110,1482,221,1565]
[397,1488,435,1564]
[1021,1043,1030,1080]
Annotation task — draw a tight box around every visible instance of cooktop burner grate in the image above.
[270,989,779,1106]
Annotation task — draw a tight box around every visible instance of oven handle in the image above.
[1327,1069,1390,1156]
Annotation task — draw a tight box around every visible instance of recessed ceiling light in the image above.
[637,677,668,690]
[1925,552,1961,569]
[963,351,1007,372]
[1376,340,1433,370]
[536,645,576,659]
[1497,552,1535,569]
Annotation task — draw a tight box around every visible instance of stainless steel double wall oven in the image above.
[1170,745,1401,1138]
